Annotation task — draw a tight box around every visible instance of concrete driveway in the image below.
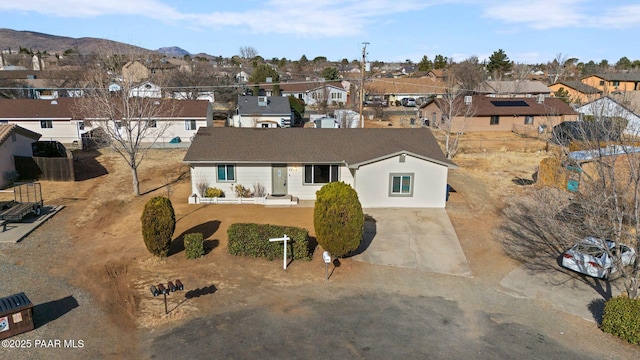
[352,208,472,277]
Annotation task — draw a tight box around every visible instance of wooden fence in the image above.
[14,150,75,182]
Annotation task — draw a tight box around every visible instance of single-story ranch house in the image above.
[0,98,213,145]
[183,127,457,208]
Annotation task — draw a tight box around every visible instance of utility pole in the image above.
[359,42,369,128]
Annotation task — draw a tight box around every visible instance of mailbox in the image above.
[157,284,167,295]
[150,285,159,297]
[167,281,176,292]
[322,251,331,263]
[175,280,184,291]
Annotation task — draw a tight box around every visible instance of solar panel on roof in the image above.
[490,100,529,107]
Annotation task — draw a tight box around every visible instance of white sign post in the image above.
[269,234,290,270]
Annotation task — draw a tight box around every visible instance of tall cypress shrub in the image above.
[141,196,176,257]
[314,182,364,257]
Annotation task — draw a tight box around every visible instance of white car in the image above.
[561,237,636,279]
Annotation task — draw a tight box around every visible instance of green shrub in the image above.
[140,196,175,257]
[601,295,640,344]
[204,187,225,198]
[184,233,204,259]
[313,182,364,258]
[227,223,311,261]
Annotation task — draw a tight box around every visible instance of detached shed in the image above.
[0,292,34,340]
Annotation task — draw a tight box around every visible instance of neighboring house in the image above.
[279,81,348,106]
[0,124,41,188]
[0,98,213,145]
[128,81,162,98]
[549,81,602,105]
[581,73,640,94]
[183,127,457,208]
[577,96,640,136]
[365,78,447,105]
[236,70,250,83]
[419,95,578,133]
[478,81,552,98]
[230,96,293,128]
[122,60,177,83]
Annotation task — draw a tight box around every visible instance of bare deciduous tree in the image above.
[505,97,640,298]
[239,46,258,60]
[432,77,475,159]
[74,52,181,196]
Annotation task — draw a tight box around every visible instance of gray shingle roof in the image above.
[183,127,456,168]
[589,73,640,82]
[237,96,291,116]
[553,81,601,94]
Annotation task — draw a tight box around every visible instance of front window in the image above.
[613,81,620,87]
[40,120,53,129]
[389,173,414,197]
[304,164,339,184]
[217,164,235,182]
[490,116,499,125]
[524,116,534,125]
[146,120,157,128]
[185,120,197,130]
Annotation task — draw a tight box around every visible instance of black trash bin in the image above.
[0,292,34,340]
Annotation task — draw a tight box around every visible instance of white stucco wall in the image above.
[9,120,79,144]
[0,132,36,188]
[354,154,448,208]
[189,163,355,200]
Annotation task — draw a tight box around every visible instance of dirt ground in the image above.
[1,128,634,357]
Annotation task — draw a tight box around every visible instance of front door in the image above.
[272,165,287,196]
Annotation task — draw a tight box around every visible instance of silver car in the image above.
[561,236,635,279]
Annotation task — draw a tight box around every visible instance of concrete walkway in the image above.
[0,205,65,243]
[352,208,472,277]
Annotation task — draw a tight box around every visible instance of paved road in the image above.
[145,272,604,360]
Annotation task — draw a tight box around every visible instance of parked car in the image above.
[363,97,388,107]
[561,236,636,279]
[401,97,416,107]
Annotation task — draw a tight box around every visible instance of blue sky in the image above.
[1,0,638,65]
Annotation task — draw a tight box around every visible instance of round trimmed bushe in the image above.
[313,182,364,258]
[141,196,176,257]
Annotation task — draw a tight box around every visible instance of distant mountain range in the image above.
[0,28,191,58]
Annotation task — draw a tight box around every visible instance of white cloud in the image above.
[0,0,449,37]
[481,0,585,29]
[481,0,640,30]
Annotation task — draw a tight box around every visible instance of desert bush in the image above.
[252,182,266,197]
[196,180,208,197]
[601,295,640,344]
[227,223,311,261]
[184,233,204,259]
[204,187,225,198]
[537,156,567,189]
[233,184,251,198]
[141,196,175,257]
[313,182,364,257]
